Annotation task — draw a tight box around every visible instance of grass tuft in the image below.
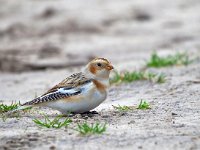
[137,100,150,109]
[112,105,132,112]
[110,71,166,84]
[33,114,72,129]
[147,52,191,68]
[0,102,19,113]
[76,122,106,135]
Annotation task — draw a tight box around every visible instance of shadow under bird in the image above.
[12,58,114,114]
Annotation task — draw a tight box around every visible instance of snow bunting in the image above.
[19,58,114,114]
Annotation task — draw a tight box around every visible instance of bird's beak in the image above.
[106,65,114,70]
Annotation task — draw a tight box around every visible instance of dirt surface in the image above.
[0,0,200,150]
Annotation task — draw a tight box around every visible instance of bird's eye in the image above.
[97,63,102,67]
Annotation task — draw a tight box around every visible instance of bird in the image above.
[15,58,114,114]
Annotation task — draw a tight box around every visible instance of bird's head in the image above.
[84,58,114,80]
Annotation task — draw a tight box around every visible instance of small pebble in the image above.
[49,145,56,150]
[172,112,178,116]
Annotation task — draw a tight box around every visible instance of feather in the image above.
[42,72,91,95]
[21,88,82,106]
[21,72,92,106]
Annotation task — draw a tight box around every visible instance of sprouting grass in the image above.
[112,105,132,112]
[147,52,192,68]
[76,122,106,135]
[137,100,150,109]
[33,114,72,129]
[0,102,19,113]
[155,73,166,83]
[0,101,32,114]
[0,102,20,122]
[110,71,166,84]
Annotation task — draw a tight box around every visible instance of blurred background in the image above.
[1,1,200,149]
[0,0,200,101]
[0,0,199,73]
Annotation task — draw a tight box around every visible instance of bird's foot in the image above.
[81,111,98,115]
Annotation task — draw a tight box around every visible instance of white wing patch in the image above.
[80,82,94,94]
[58,88,79,94]
[57,81,93,94]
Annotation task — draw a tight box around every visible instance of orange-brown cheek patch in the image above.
[89,65,97,74]
[93,80,106,92]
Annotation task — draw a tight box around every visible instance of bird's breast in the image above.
[82,81,107,102]
[46,81,107,113]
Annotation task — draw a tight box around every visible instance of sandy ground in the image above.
[0,0,200,149]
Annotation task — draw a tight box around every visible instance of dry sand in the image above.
[0,0,200,149]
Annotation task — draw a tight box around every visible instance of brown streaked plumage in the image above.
[19,57,114,114]
[22,72,91,106]
[92,58,110,64]
[42,72,91,95]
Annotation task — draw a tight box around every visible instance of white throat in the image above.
[82,67,110,88]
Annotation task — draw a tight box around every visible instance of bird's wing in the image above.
[43,72,91,95]
[21,72,92,106]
